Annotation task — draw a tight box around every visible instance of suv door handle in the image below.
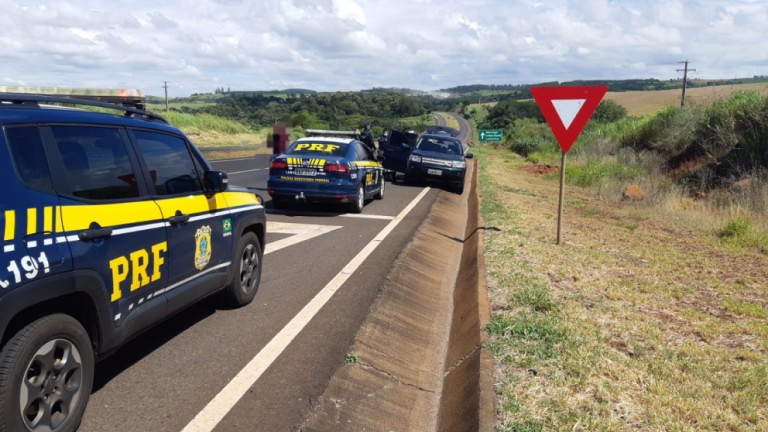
[168,213,190,225]
[78,226,113,241]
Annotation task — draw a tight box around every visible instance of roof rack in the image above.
[0,86,168,124]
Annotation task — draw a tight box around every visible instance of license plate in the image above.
[294,168,317,176]
[427,168,442,176]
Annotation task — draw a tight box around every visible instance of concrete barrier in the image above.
[301,160,493,432]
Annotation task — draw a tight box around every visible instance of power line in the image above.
[676,60,696,108]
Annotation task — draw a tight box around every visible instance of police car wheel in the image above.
[350,183,365,213]
[223,232,263,307]
[374,176,384,200]
[0,314,93,432]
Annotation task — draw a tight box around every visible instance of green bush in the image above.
[509,138,545,157]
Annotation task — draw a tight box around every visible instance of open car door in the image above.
[381,130,419,174]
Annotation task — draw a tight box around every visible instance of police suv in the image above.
[0,89,266,432]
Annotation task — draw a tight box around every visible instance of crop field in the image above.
[605,82,768,116]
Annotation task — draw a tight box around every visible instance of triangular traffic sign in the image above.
[531,86,608,153]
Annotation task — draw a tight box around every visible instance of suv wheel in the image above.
[223,232,263,307]
[0,314,94,432]
[350,183,365,213]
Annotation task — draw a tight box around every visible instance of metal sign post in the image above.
[557,152,567,245]
[531,86,607,245]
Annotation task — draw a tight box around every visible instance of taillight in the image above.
[324,162,350,175]
[270,160,288,170]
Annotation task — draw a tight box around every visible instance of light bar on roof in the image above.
[305,129,357,137]
[0,86,144,97]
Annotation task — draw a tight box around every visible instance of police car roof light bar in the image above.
[0,86,167,124]
[305,129,358,138]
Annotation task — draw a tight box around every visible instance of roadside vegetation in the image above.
[469,88,768,430]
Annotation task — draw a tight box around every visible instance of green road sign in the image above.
[479,129,503,142]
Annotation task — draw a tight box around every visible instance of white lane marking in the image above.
[265,222,342,255]
[181,187,431,432]
[228,168,268,174]
[340,213,395,220]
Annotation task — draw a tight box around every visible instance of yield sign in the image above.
[531,86,608,153]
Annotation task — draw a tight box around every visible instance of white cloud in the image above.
[0,0,764,96]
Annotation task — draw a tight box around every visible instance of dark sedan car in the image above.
[402,134,472,194]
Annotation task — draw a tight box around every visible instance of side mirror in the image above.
[204,170,229,193]
[465,153,474,159]
[401,143,410,151]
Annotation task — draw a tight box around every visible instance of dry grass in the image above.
[479,147,768,431]
[605,83,768,117]
[185,128,273,160]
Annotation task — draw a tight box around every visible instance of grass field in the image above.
[477,145,768,431]
[605,82,768,116]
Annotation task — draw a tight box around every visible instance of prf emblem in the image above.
[194,225,213,270]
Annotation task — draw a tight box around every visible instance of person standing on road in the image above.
[361,123,376,153]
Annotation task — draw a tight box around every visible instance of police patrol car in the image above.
[0,88,266,431]
[267,130,385,213]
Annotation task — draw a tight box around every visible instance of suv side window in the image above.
[5,127,54,193]
[51,126,140,200]
[132,130,203,196]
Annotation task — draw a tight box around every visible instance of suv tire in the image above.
[0,314,94,432]
[223,232,263,307]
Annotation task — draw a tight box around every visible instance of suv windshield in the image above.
[415,138,463,155]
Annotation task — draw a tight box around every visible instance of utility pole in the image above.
[162,81,170,111]
[676,60,696,107]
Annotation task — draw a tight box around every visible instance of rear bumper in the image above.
[267,178,358,203]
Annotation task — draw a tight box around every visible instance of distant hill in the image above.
[440,76,768,95]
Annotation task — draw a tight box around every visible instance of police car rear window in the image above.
[286,142,348,157]
[6,127,54,193]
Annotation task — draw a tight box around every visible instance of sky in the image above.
[0,0,766,97]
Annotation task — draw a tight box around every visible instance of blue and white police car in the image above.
[267,134,385,213]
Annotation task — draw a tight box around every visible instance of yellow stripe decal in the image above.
[354,161,382,167]
[154,195,225,217]
[55,206,64,233]
[27,208,37,235]
[221,191,261,208]
[4,210,15,241]
[53,192,260,235]
[43,206,53,233]
[60,201,162,232]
